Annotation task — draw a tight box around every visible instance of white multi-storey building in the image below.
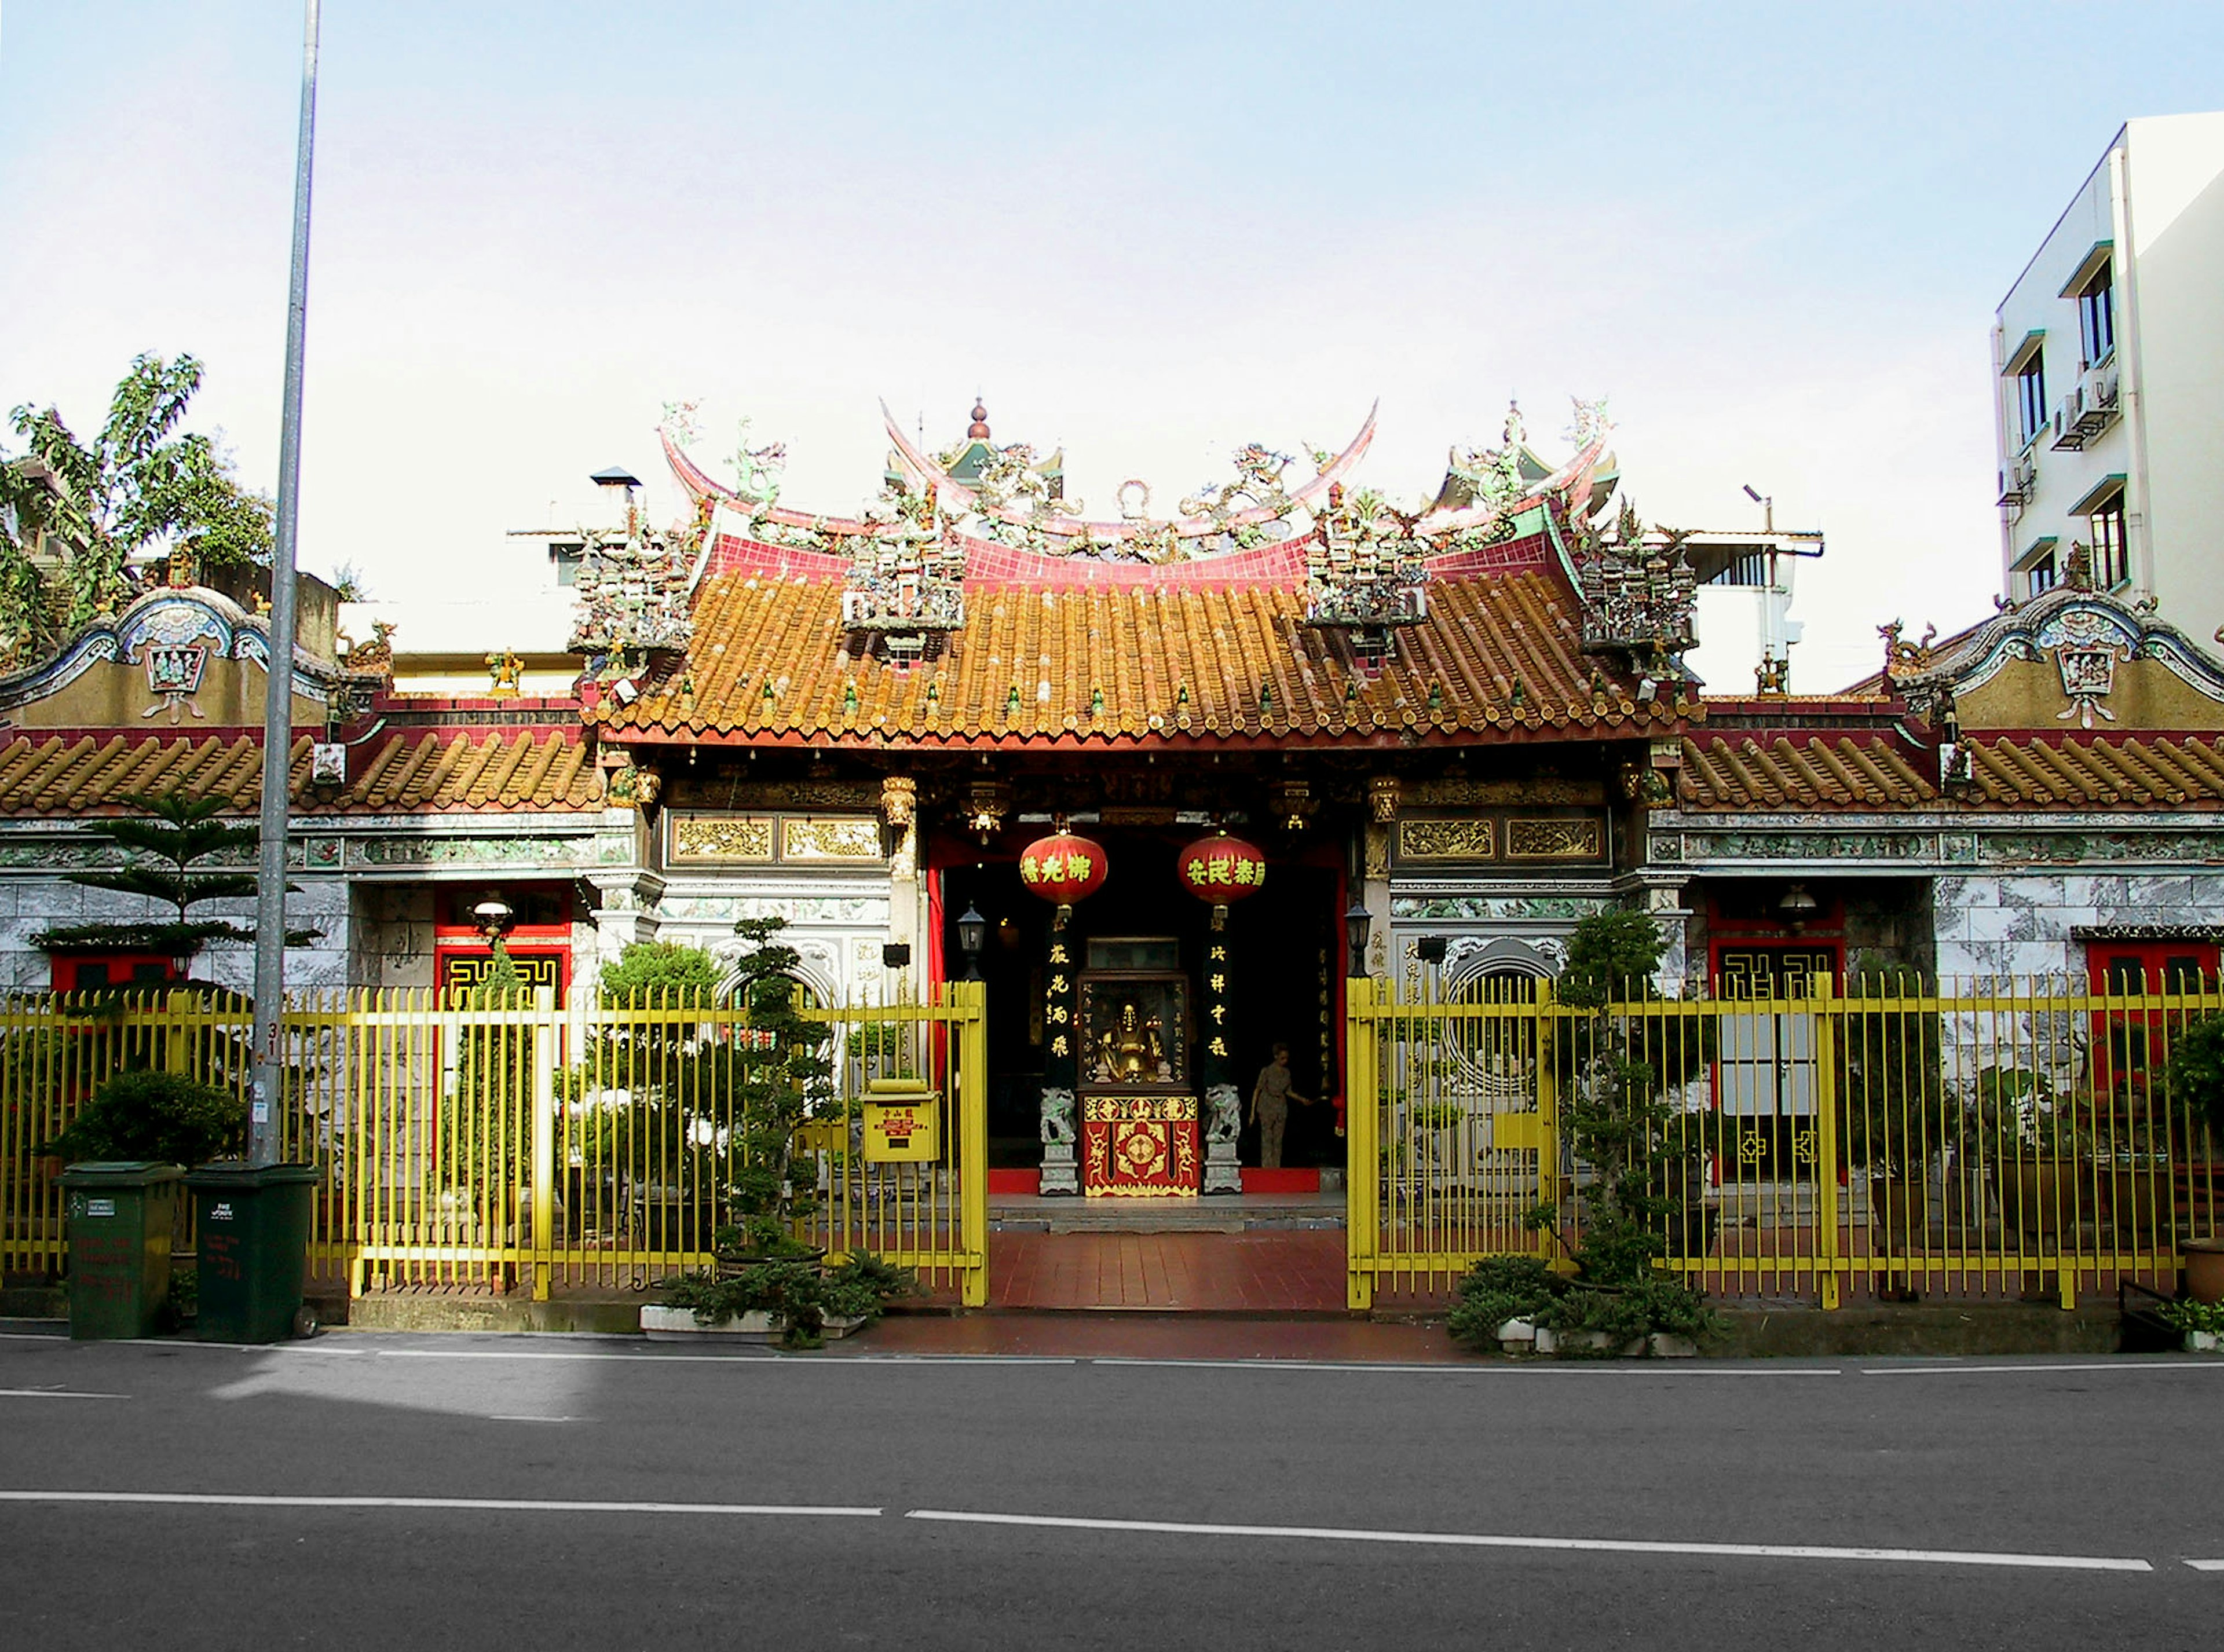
[1993,112,2224,632]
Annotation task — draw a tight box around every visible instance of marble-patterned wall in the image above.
[0,876,352,993]
[1932,871,2224,987]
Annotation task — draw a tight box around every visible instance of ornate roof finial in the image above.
[968,399,991,440]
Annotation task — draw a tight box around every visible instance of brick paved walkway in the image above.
[989,1230,1347,1312]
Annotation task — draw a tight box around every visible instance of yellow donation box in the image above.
[864,1082,940,1163]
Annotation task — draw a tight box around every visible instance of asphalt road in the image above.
[1,1328,2219,1649]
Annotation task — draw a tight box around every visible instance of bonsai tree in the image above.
[718,915,835,1253]
[1451,909,1715,1354]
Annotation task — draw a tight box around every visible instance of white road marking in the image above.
[372,1348,1080,1365]
[1861,1361,2224,1376]
[0,1388,127,1400]
[1087,1358,1842,1376]
[0,1490,880,1517]
[904,1508,2153,1573]
[488,1415,586,1424]
[2185,1559,2224,1572]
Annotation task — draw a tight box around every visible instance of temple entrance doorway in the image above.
[937,833,1348,1311]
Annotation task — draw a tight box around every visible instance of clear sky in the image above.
[3,2,2220,690]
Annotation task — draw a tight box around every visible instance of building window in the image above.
[2088,489,2127,588]
[2015,357,2047,446]
[2017,538,2059,598]
[2077,262,2115,368]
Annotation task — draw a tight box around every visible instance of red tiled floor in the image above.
[865,1313,1465,1361]
[989,1230,1348,1312]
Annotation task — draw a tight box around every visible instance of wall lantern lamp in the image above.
[1777,882,1819,934]
[1344,901,1373,978]
[956,905,987,981]
[473,894,515,943]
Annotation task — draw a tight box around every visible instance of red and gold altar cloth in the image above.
[1081,1093,1200,1197]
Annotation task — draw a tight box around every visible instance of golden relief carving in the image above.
[1399,818,1496,860]
[781,816,884,861]
[672,816,776,861]
[1363,822,1391,878]
[1505,816,1604,860]
[1406,777,1605,807]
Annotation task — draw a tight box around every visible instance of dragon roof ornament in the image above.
[1569,498,1697,671]
[654,393,1615,569]
[568,515,697,660]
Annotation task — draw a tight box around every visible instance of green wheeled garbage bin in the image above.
[185,1162,320,1343]
[60,1161,183,1340]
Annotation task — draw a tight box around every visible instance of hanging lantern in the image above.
[1019,832,1108,924]
[1177,833,1267,929]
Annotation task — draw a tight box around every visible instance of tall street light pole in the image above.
[250,0,321,1165]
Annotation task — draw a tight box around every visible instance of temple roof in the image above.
[591,547,1689,749]
[0,728,602,817]
[1677,730,2224,811]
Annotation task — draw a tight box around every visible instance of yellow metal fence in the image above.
[1,982,988,1307]
[1346,975,2223,1312]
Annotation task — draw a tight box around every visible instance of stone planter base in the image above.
[640,1305,866,1342]
[2186,1329,2219,1354]
[1497,1318,1696,1359]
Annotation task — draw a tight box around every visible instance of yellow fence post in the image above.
[163,988,194,1077]
[1811,973,1842,1310]
[953,979,989,1308]
[1345,975,1377,1312]
[531,984,556,1302]
[1533,979,1559,1265]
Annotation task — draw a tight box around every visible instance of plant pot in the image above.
[2183,1237,2224,1305]
[1996,1162,2086,1241]
[713,1248,827,1280]
[639,1305,865,1342]
[2099,1162,2169,1247]
[2186,1329,2219,1354]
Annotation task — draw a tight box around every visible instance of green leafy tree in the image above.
[0,353,274,664]
[31,790,319,968]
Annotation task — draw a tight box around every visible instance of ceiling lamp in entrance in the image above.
[1019,832,1109,924]
[1177,833,1266,929]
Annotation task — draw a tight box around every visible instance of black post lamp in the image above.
[1344,900,1372,978]
[957,904,987,981]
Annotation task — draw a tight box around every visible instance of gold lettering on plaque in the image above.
[1505,816,1603,860]
[1398,819,1496,860]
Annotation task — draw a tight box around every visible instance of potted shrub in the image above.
[2162,1014,2224,1302]
[644,1252,918,1347]
[1967,1064,2093,1244]
[43,1069,248,1168]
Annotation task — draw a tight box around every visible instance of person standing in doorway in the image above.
[1249,1043,1312,1170]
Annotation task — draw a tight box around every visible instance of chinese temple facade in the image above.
[6,401,2224,1205]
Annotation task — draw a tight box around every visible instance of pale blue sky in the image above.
[3,2,2221,687]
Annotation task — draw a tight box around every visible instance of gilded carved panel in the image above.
[670,816,776,863]
[1505,816,1604,861]
[781,817,884,862]
[1399,819,1496,860]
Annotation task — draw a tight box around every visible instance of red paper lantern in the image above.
[1177,834,1266,925]
[1018,832,1108,914]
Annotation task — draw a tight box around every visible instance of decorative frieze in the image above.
[1504,817,1604,861]
[1399,819,1495,860]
